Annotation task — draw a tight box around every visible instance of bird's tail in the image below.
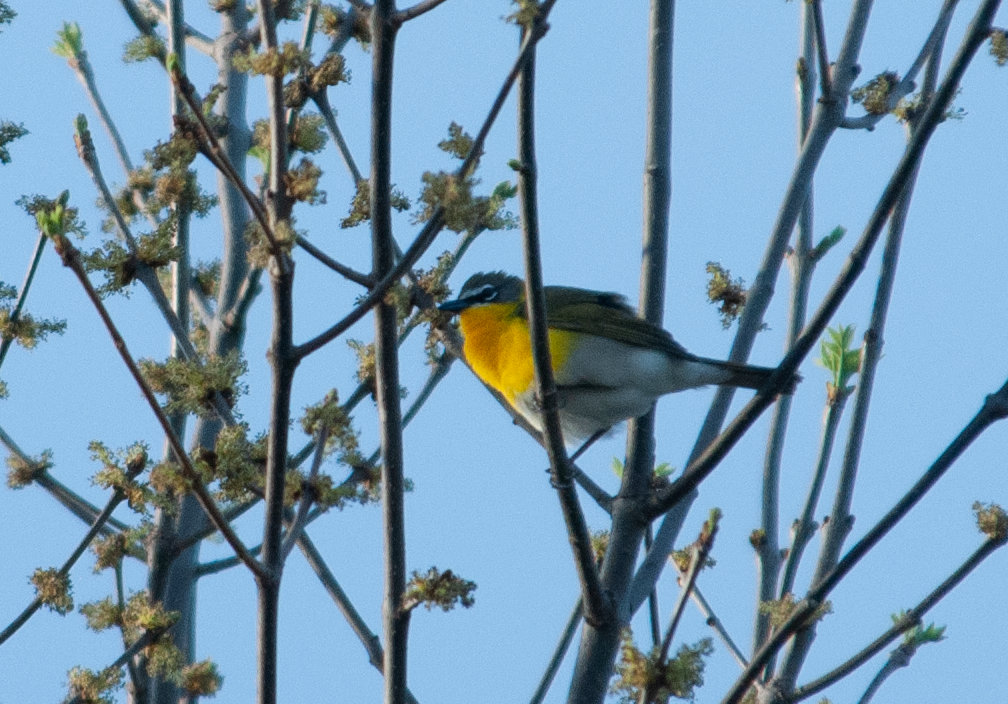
[703,358,799,395]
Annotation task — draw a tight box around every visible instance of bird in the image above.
[439,271,796,446]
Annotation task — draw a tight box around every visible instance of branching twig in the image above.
[47,234,265,581]
[0,488,124,646]
[65,627,165,704]
[789,536,1005,703]
[839,0,960,131]
[168,66,280,254]
[721,371,1008,704]
[0,423,129,534]
[649,0,1000,524]
[294,5,556,360]
[0,232,46,369]
[395,0,450,24]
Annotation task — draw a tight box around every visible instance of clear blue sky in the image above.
[2,1,1007,702]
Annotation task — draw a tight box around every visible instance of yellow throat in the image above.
[458,302,577,404]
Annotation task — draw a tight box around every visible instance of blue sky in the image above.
[2,1,1007,702]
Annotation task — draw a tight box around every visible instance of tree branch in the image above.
[0,487,124,646]
[295,235,372,286]
[0,232,46,370]
[516,17,609,630]
[789,536,1005,703]
[47,235,266,582]
[293,5,556,360]
[394,0,449,24]
[529,599,583,704]
[721,371,1008,704]
[649,0,999,524]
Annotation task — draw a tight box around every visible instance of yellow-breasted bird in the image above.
[439,272,796,445]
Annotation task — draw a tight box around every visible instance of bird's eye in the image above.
[469,284,497,302]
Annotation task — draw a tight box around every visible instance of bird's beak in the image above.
[437,298,471,313]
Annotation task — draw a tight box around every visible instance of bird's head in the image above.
[438,272,524,313]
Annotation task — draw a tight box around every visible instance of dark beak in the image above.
[438,298,472,313]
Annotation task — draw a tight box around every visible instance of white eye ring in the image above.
[466,284,497,301]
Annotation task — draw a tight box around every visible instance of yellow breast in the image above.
[458,303,577,404]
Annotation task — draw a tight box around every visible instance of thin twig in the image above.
[296,532,421,704]
[658,518,717,665]
[810,0,832,98]
[279,428,328,562]
[529,599,583,704]
[688,584,748,670]
[755,4,821,669]
[778,395,848,600]
[395,0,450,24]
[0,488,124,646]
[294,7,555,360]
[644,527,662,647]
[789,536,1005,703]
[114,562,142,696]
[295,235,372,286]
[721,371,1008,704]
[0,232,47,369]
[314,91,364,184]
[47,234,266,581]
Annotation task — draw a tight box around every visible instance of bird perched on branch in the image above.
[439,272,797,446]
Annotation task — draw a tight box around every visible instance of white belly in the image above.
[514,335,731,445]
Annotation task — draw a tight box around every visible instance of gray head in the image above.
[439,272,524,312]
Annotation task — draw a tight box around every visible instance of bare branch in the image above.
[47,235,266,581]
[395,0,449,25]
[721,370,1008,704]
[294,7,555,360]
[0,487,124,646]
[649,0,1001,525]
[0,232,46,370]
[295,235,372,286]
[530,599,583,704]
[516,17,609,629]
[790,536,1005,703]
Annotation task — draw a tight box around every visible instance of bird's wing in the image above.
[533,286,696,360]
